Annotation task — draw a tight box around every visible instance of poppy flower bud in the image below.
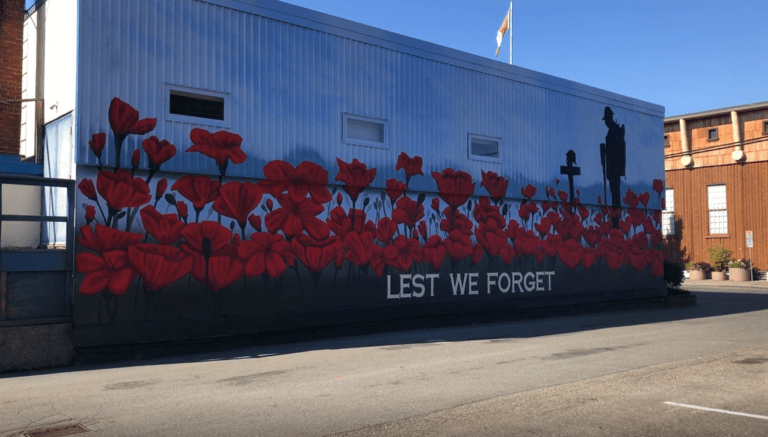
[177,201,189,219]
[89,133,106,158]
[431,197,440,212]
[155,178,168,201]
[85,205,96,224]
[78,178,97,200]
[248,214,262,232]
[266,198,273,211]
[336,192,343,206]
[131,149,141,169]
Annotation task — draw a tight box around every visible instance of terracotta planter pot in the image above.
[729,267,749,282]
[688,269,707,280]
[711,271,727,281]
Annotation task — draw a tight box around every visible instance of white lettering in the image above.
[468,273,479,295]
[512,272,523,293]
[387,275,399,299]
[524,272,536,292]
[450,274,468,295]
[487,272,499,294]
[412,274,425,298]
[399,274,412,298]
[545,271,555,290]
[498,273,511,293]
[536,272,545,292]
[426,274,439,297]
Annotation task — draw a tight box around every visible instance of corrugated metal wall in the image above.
[665,162,768,270]
[76,0,664,207]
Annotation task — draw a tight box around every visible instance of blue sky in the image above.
[26,0,767,117]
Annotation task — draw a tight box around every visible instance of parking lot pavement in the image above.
[335,342,768,437]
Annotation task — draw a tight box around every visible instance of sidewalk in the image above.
[683,277,768,289]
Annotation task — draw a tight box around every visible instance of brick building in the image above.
[663,101,768,271]
[0,0,25,156]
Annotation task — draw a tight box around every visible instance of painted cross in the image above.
[560,150,580,203]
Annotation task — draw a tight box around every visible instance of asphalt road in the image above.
[2,285,768,436]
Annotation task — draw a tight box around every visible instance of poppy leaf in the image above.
[165,194,177,205]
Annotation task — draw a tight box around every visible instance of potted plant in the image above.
[707,245,732,281]
[685,262,710,280]
[728,259,750,282]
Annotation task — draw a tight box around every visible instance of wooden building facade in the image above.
[664,102,768,270]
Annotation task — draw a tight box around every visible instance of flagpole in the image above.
[509,2,513,65]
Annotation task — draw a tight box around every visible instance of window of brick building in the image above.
[664,134,670,147]
[662,189,675,236]
[763,120,768,135]
[707,184,727,234]
[707,128,719,141]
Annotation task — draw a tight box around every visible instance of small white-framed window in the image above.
[662,188,674,236]
[468,133,501,163]
[166,84,230,127]
[707,184,727,234]
[343,114,388,149]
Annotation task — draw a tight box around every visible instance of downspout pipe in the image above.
[731,110,745,162]
[679,118,693,167]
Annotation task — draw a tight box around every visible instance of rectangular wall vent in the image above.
[468,134,501,162]
[343,114,388,149]
[169,90,225,121]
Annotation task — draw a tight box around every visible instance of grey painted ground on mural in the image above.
[2,287,768,436]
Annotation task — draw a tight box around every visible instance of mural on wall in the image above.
[74,98,665,326]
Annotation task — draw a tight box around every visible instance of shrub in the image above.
[728,259,747,269]
[706,245,732,272]
[664,261,684,290]
[685,261,710,271]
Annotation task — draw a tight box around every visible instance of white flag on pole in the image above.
[495,10,510,57]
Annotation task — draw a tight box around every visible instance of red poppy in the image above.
[475,220,508,257]
[533,247,545,264]
[422,235,446,270]
[418,221,428,240]
[653,179,663,195]
[392,196,424,228]
[343,231,375,267]
[432,168,475,210]
[505,219,520,240]
[431,197,440,212]
[85,205,96,223]
[472,244,484,264]
[542,235,560,257]
[76,250,138,296]
[583,247,601,269]
[213,181,264,228]
[370,245,386,276]
[577,204,590,222]
[650,249,664,277]
[142,136,177,168]
[89,133,106,158]
[128,244,192,291]
[326,206,375,240]
[582,226,601,247]
[650,228,662,247]
[440,207,473,236]
[238,232,291,278]
[249,214,262,232]
[534,216,552,237]
[541,201,552,213]
[638,192,650,208]
[396,152,424,180]
[180,221,233,255]
[291,234,342,273]
[376,217,398,244]
[444,230,473,261]
[599,232,625,271]
[335,158,377,202]
[652,210,661,225]
[78,223,144,254]
[383,235,422,272]
[186,127,246,166]
[78,178,97,200]
[155,178,168,201]
[472,197,505,228]
[190,251,243,292]
[140,205,185,245]
[514,230,539,256]
[557,240,584,269]
[259,160,332,204]
[96,169,152,211]
[521,184,537,199]
[263,194,329,241]
[480,170,508,202]
[500,244,515,265]
[623,188,640,208]
[632,231,649,249]
[386,178,406,203]
[171,175,221,212]
[518,202,535,221]
[557,190,568,202]
[625,244,648,271]
[108,98,157,136]
[548,187,556,198]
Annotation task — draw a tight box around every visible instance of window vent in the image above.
[468,134,501,162]
[170,90,225,121]
[343,114,388,149]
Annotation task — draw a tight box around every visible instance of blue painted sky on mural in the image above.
[272,0,767,118]
[25,0,766,117]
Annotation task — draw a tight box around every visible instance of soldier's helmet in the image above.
[602,106,614,121]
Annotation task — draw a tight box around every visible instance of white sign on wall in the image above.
[746,231,754,248]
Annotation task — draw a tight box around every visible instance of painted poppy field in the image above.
[74,98,665,327]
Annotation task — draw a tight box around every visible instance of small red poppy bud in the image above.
[177,201,189,219]
[85,205,96,223]
[431,197,440,212]
[89,133,106,158]
[155,178,168,200]
[248,214,262,232]
[131,149,141,168]
[336,192,343,206]
[78,178,97,200]
[266,198,273,211]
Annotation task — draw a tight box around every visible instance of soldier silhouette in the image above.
[599,106,626,227]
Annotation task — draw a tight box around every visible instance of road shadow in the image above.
[6,288,768,377]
